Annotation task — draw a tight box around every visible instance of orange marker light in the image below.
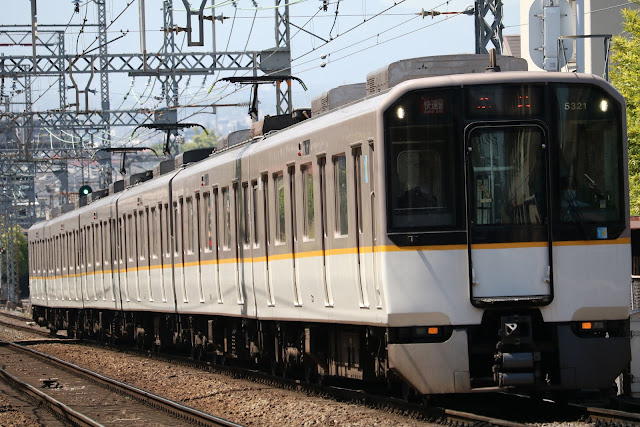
[581,322,592,330]
[428,327,439,335]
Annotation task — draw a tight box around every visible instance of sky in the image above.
[0,0,521,149]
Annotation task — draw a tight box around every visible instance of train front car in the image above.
[379,73,630,396]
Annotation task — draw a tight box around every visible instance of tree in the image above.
[0,223,28,299]
[611,0,640,214]
[180,128,217,153]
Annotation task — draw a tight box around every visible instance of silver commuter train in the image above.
[28,55,631,396]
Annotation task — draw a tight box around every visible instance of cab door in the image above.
[465,124,552,305]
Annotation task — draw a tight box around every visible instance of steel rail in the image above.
[578,404,640,425]
[0,368,102,427]
[5,342,243,427]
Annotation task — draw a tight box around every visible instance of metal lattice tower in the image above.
[475,0,503,54]
[275,0,292,115]
[96,0,112,186]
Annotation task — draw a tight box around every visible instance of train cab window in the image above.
[552,84,624,237]
[203,192,213,252]
[302,164,315,240]
[334,155,348,236]
[222,187,231,250]
[384,90,462,234]
[274,172,286,243]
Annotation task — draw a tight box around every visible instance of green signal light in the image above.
[79,185,92,196]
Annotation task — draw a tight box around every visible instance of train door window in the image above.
[289,166,297,242]
[274,172,286,243]
[75,230,80,300]
[150,207,158,259]
[243,182,250,246]
[102,222,109,271]
[203,192,212,252]
[100,222,106,300]
[262,175,270,246]
[334,154,349,236]
[252,181,259,247]
[353,147,363,234]
[222,187,231,250]
[158,204,167,302]
[165,203,171,257]
[55,236,60,300]
[157,205,162,259]
[173,201,180,256]
[195,194,202,255]
[127,215,134,262]
[96,223,102,271]
[88,225,94,270]
[67,232,73,300]
[302,164,315,240]
[213,188,223,303]
[139,210,147,261]
[186,197,194,254]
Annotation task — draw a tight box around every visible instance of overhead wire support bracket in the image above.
[182,0,207,47]
[131,122,207,156]
[97,146,158,175]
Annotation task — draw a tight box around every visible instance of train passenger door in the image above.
[465,124,552,304]
[352,144,371,308]
[318,157,333,306]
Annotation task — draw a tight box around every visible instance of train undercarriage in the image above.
[32,306,630,399]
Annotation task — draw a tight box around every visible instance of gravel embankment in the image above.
[31,342,436,426]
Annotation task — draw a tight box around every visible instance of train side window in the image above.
[334,154,349,236]
[203,192,212,252]
[302,163,315,240]
[252,181,259,247]
[242,182,250,246]
[187,197,194,254]
[222,187,231,250]
[274,172,286,243]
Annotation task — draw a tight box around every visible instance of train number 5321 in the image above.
[565,102,587,110]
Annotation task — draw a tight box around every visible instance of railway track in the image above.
[0,341,242,426]
[4,316,640,426]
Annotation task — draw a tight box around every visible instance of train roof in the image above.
[31,58,624,229]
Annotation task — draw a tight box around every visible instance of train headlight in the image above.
[396,106,405,119]
[599,99,609,112]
